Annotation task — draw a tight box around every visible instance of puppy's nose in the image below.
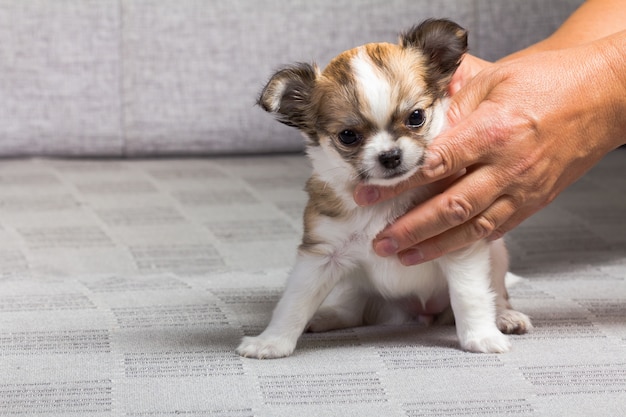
[378,148,402,169]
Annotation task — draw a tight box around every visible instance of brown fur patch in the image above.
[400,19,468,95]
[299,175,348,253]
[313,52,365,136]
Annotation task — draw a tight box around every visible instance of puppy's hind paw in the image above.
[236,335,296,359]
[497,309,533,335]
[460,329,511,354]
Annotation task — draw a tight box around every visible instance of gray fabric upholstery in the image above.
[0,0,583,156]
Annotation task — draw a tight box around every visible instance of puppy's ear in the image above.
[258,63,319,131]
[400,19,468,93]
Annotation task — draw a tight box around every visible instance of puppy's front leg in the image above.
[440,241,511,353]
[236,252,346,359]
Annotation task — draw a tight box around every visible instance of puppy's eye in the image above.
[338,129,361,145]
[407,109,426,128]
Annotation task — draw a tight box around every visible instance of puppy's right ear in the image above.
[258,63,319,131]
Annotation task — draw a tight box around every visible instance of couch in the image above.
[2,1,626,416]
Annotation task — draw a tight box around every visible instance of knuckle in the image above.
[508,154,540,181]
[488,217,517,241]
[483,119,519,153]
[479,102,527,149]
[438,147,456,174]
[506,175,545,210]
[482,116,510,143]
[424,144,456,179]
[471,215,497,239]
[447,101,464,126]
[442,194,474,225]
[488,229,506,241]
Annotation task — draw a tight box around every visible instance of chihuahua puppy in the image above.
[237,19,531,359]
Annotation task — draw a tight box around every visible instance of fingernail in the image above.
[355,185,380,206]
[400,247,425,266]
[374,238,399,257]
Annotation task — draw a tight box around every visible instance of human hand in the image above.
[354,38,626,265]
[448,53,492,95]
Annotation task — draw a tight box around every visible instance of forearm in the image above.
[501,0,626,61]
[595,30,626,148]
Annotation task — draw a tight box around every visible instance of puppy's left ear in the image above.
[400,19,468,93]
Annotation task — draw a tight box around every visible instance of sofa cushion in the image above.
[0,0,582,156]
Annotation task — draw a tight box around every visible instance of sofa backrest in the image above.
[0,0,582,157]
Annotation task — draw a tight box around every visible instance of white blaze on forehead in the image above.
[351,48,393,127]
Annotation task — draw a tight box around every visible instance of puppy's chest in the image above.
[318,201,409,254]
[317,204,442,299]
[304,179,422,259]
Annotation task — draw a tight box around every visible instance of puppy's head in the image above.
[259,19,467,186]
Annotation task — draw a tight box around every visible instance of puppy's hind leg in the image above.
[489,239,533,335]
[307,271,368,332]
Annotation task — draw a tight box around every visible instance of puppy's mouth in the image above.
[362,164,420,186]
[382,167,412,180]
[362,147,425,185]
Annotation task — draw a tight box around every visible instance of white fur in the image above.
[307,138,360,203]
[265,79,286,113]
[428,98,449,142]
[352,48,392,126]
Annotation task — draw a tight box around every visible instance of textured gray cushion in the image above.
[0,0,583,156]
[0,1,122,156]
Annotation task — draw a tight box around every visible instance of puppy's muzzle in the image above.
[378,148,402,170]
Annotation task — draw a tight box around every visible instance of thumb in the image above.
[448,54,493,97]
[446,67,502,128]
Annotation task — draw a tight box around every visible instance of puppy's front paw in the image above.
[497,309,533,335]
[236,335,296,359]
[459,328,511,354]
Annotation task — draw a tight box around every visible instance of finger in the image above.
[445,66,503,128]
[397,196,519,266]
[448,54,488,97]
[448,78,463,96]
[373,167,502,256]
